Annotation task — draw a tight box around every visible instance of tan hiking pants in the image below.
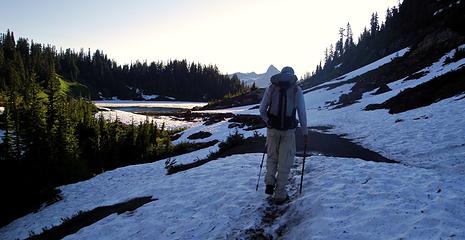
[264,128,296,200]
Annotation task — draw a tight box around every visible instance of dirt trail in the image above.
[295,127,397,163]
[234,126,397,164]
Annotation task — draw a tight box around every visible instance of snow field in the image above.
[2,43,465,239]
[172,116,266,165]
[304,45,465,172]
[93,101,207,109]
[95,109,201,130]
[63,154,267,240]
[277,156,464,239]
[3,152,464,239]
[312,47,410,88]
[0,154,267,240]
[94,100,208,130]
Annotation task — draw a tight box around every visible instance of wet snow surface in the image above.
[2,46,465,239]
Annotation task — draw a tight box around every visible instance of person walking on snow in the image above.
[259,66,308,204]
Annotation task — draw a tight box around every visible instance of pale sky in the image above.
[1,0,400,77]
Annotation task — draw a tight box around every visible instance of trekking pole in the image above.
[299,136,308,195]
[256,144,267,192]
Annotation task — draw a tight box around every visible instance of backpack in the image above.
[266,73,298,130]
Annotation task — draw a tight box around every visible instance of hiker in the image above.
[259,66,308,204]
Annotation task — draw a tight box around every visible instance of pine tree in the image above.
[1,103,14,161]
[250,82,257,91]
[324,48,329,67]
[328,44,334,62]
[21,73,47,165]
[344,23,354,53]
[336,27,345,58]
[7,89,22,161]
[370,12,380,36]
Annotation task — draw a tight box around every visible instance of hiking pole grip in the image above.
[256,144,267,191]
[299,138,307,195]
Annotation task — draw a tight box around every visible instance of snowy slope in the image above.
[310,47,410,89]
[232,65,280,88]
[278,156,463,239]
[0,153,266,240]
[2,45,465,239]
[303,45,465,170]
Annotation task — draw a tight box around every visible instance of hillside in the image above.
[2,38,465,238]
[0,32,247,101]
[202,0,465,111]
[302,0,465,90]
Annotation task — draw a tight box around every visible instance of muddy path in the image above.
[295,127,397,163]
[227,126,397,164]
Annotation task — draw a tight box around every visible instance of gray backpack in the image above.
[266,71,298,130]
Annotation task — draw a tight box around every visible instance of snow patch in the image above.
[172,118,266,165]
[0,154,267,240]
[94,101,207,110]
[141,94,159,100]
[279,156,464,239]
[433,8,444,16]
[314,47,410,88]
[304,45,465,169]
[95,110,199,130]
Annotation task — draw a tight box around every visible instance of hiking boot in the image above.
[265,185,274,195]
[274,195,290,205]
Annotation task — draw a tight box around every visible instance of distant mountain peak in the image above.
[232,65,280,88]
[267,65,279,73]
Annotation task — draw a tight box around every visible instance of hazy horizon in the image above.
[1,0,399,77]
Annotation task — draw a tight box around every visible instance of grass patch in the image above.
[58,77,91,98]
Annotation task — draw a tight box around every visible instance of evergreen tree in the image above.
[335,27,345,58]
[344,23,354,53]
[370,12,380,36]
[1,103,14,161]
